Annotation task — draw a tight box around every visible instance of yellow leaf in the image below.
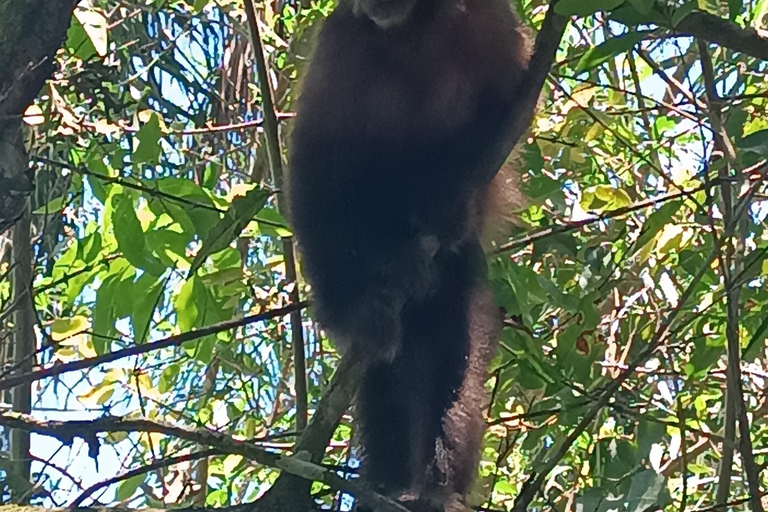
[223,454,243,474]
[78,337,97,358]
[55,347,78,363]
[51,316,90,342]
[569,147,586,163]
[78,381,117,406]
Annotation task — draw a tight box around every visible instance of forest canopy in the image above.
[1,0,768,511]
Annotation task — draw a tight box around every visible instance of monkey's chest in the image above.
[357,63,478,139]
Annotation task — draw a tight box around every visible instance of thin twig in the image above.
[0,302,307,392]
[69,449,223,508]
[511,246,719,511]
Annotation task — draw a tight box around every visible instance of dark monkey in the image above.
[288,0,528,508]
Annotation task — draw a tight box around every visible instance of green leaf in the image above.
[744,308,768,359]
[610,3,665,25]
[575,32,647,73]
[159,364,181,393]
[636,419,665,461]
[555,0,625,17]
[112,195,164,275]
[73,9,108,57]
[66,15,97,60]
[516,360,547,390]
[632,200,681,255]
[738,128,768,156]
[116,474,145,502]
[626,470,670,511]
[189,188,270,275]
[131,273,163,343]
[133,113,162,164]
[255,207,293,237]
[33,197,65,215]
[112,195,146,266]
[670,2,697,27]
[728,0,740,20]
[627,0,654,13]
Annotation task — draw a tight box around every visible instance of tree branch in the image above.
[0,302,307,392]
[243,0,308,432]
[698,39,764,511]
[511,246,719,511]
[488,0,568,175]
[675,11,768,62]
[0,411,409,512]
[257,353,367,511]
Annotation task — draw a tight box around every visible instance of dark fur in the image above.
[289,0,527,508]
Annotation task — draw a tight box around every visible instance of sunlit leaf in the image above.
[189,188,270,275]
[575,32,647,73]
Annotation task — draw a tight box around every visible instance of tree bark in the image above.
[0,0,78,234]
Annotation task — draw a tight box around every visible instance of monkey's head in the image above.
[352,0,419,29]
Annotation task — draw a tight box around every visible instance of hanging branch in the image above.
[243,0,308,431]
[697,39,764,512]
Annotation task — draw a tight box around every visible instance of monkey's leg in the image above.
[356,244,475,502]
[312,234,441,362]
[437,284,501,508]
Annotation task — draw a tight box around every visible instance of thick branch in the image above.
[0,411,409,512]
[258,353,367,511]
[0,0,77,234]
[488,0,568,174]
[675,11,768,62]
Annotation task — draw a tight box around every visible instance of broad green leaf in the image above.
[738,128,768,156]
[112,195,146,267]
[112,194,164,276]
[66,15,97,60]
[632,200,681,255]
[33,197,65,215]
[555,0,625,17]
[175,278,200,333]
[73,8,108,57]
[189,188,270,275]
[611,3,666,25]
[254,207,293,237]
[131,273,163,343]
[575,32,647,73]
[116,474,145,502]
[133,113,162,164]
